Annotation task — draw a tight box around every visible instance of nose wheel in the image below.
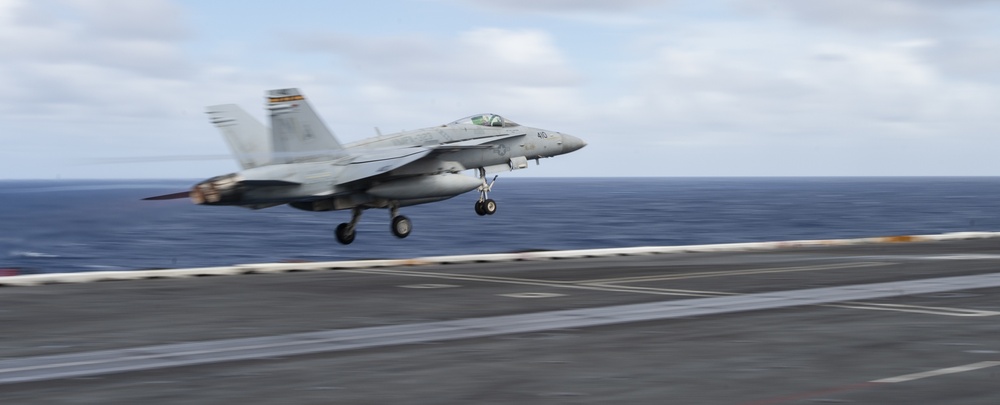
[475,170,498,216]
[475,199,496,216]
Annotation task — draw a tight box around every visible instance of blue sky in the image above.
[2,0,999,178]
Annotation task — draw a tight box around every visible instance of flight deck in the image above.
[1,235,1000,404]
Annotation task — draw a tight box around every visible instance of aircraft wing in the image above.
[336,147,433,185]
[432,133,526,150]
[145,148,432,200]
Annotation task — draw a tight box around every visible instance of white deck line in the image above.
[2,231,999,287]
[873,361,1000,383]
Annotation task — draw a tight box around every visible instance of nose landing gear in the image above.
[475,169,498,216]
[474,199,496,216]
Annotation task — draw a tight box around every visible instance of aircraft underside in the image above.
[324,169,500,245]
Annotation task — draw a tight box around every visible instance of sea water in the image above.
[2,178,999,273]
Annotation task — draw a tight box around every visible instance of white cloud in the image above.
[453,0,668,25]
[275,27,592,139]
[65,0,188,41]
[2,0,1000,178]
[562,14,1000,176]
[0,0,254,178]
[737,0,997,33]
[917,38,1000,85]
[294,27,581,90]
[0,0,189,72]
[0,0,195,122]
[456,0,670,13]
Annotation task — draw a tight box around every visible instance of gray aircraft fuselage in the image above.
[199,114,584,212]
[148,89,586,243]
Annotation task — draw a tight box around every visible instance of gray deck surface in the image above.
[2,239,1000,404]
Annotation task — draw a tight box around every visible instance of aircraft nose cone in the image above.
[561,134,587,153]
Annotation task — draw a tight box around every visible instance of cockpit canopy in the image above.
[449,114,520,128]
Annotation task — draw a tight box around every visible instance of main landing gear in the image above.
[335,204,411,245]
[335,207,362,245]
[475,169,498,216]
[389,204,412,239]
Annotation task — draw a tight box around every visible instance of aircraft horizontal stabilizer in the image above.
[142,191,191,201]
[239,180,301,187]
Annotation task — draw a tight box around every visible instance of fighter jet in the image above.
[145,88,586,244]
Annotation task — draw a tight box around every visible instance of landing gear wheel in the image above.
[391,216,412,239]
[474,201,486,216]
[335,223,356,245]
[482,199,497,215]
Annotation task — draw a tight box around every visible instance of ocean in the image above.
[2,177,999,274]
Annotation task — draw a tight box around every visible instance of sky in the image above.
[1,0,999,179]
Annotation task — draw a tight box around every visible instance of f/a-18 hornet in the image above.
[146,88,587,244]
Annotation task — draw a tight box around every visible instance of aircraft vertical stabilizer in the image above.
[267,88,345,163]
[206,104,271,169]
